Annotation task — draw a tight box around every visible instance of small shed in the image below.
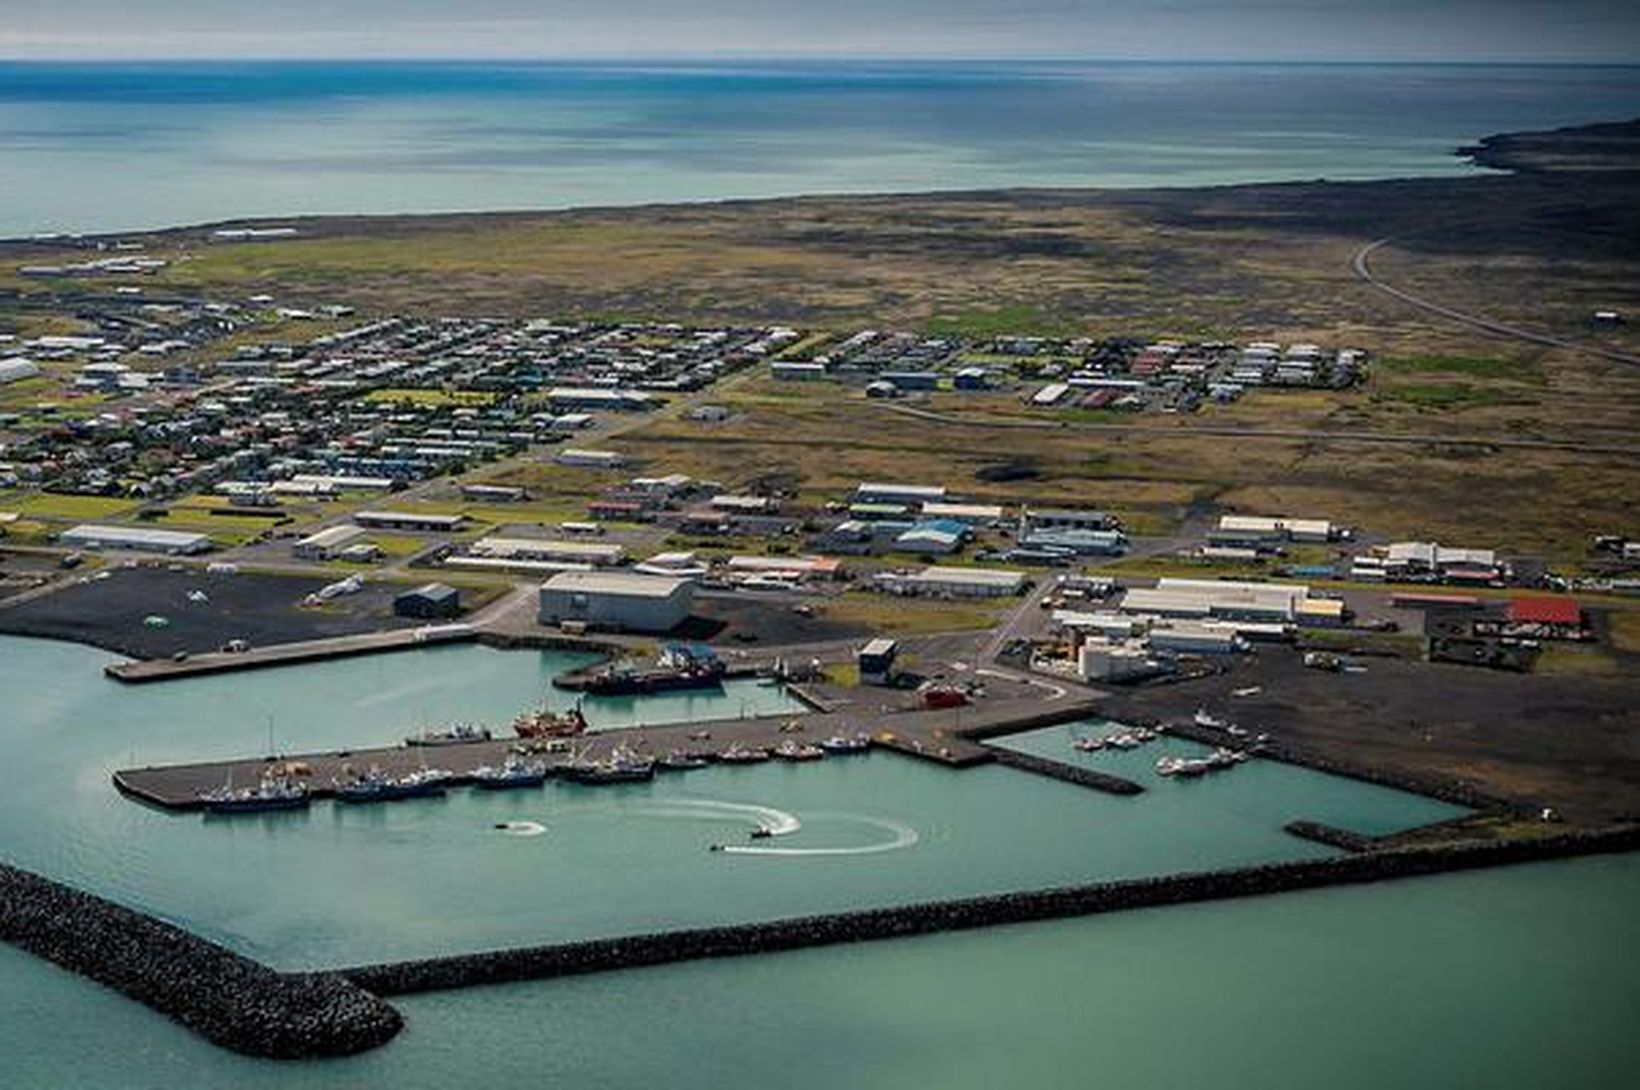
[394,582,462,620]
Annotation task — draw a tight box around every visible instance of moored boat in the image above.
[404,723,491,747]
[471,756,550,790]
[656,752,710,771]
[819,732,872,754]
[512,705,588,739]
[559,745,655,785]
[716,743,771,764]
[334,766,452,802]
[774,739,825,761]
[199,776,310,814]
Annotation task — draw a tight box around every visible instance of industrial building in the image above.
[393,583,461,619]
[293,524,367,561]
[772,361,827,380]
[538,571,694,633]
[1216,514,1339,544]
[893,520,969,555]
[354,510,467,533]
[546,387,656,412]
[877,565,1028,598]
[1117,578,1337,627]
[857,638,900,684]
[855,482,948,506]
[1019,528,1127,556]
[725,555,843,582]
[922,501,1004,524]
[1022,507,1120,533]
[556,448,627,469]
[59,524,211,555]
[469,537,625,566]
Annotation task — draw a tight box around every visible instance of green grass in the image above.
[818,592,1009,635]
[1376,382,1530,411]
[1378,354,1544,383]
[924,305,1080,339]
[0,492,140,521]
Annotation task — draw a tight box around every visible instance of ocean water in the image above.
[0,636,1457,969]
[1,61,1637,236]
[0,633,1632,1086]
[3,856,1637,1089]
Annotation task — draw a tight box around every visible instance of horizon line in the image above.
[1,54,1638,67]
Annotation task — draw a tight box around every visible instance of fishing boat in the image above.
[1072,736,1104,752]
[199,776,310,814]
[774,739,825,761]
[716,743,771,764]
[470,756,550,790]
[511,705,588,739]
[559,746,655,785]
[333,766,452,802]
[404,723,491,747]
[656,752,710,771]
[1192,709,1228,729]
[819,732,872,754]
[560,643,726,697]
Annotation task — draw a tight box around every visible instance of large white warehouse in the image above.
[538,571,694,633]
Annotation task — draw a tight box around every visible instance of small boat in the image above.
[819,732,872,754]
[1072,736,1104,752]
[512,706,587,739]
[656,752,710,771]
[471,756,550,790]
[1105,733,1142,750]
[774,740,825,761]
[199,776,310,814]
[1192,709,1228,729]
[1231,686,1263,698]
[716,744,771,764]
[749,826,774,840]
[405,723,491,747]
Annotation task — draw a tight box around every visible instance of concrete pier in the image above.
[113,693,1102,809]
[104,624,479,683]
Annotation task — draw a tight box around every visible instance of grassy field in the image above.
[0,492,140,521]
[816,592,1010,635]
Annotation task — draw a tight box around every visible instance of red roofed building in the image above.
[1508,596,1582,627]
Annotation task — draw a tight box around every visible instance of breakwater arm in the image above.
[987,746,1145,795]
[345,826,1640,997]
[0,862,401,1058]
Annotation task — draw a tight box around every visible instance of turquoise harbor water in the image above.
[0,633,1635,1086]
[2,61,1638,236]
[1,636,1456,969]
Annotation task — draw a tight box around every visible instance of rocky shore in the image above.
[0,862,401,1059]
[346,825,1640,997]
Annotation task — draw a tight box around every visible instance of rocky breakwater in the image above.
[0,862,402,1058]
[348,825,1640,998]
[987,746,1145,795]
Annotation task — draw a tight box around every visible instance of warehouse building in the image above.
[293,524,367,560]
[556,448,627,469]
[877,565,1028,597]
[894,519,969,555]
[1020,528,1127,556]
[59,523,211,555]
[922,501,1005,525]
[394,582,462,620]
[354,510,466,533]
[1217,514,1339,543]
[857,638,899,684]
[469,536,625,566]
[1022,507,1120,533]
[855,482,948,506]
[538,571,694,633]
[1118,578,1322,625]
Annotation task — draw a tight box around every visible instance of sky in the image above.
[1,1,1638,63]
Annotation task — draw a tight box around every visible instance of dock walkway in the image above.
[104,624,478,683]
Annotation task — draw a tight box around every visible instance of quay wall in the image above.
[0,862,402,1058]
[987,746,1145,795]
[345,825,1640,998]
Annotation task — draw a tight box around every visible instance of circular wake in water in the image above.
[493,820,547,837]
[718,815,919,857]
[633,797,803,837]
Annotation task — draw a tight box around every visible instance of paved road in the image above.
[1351,237,1640,369]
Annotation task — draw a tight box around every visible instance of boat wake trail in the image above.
[719,815,919,857]
[493,820,547,837]
[636,797,803,837]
